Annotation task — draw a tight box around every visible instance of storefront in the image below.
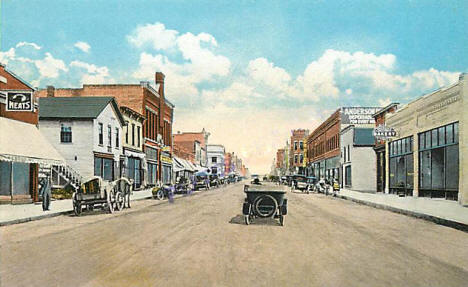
[0,117,64,203]
[145,146,158,186]
[121,149,145,189]
[386,73,467,205]
[161,151,172,184]
[94,153,114,181]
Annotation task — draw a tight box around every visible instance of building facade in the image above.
[38,97,125,183]
[372,103,399,192]
[0,64,64,204]
[120,106,145,189]
[173,129,210,167]
[385,73,468,205]
[207,144,225,176]
[36,72,175,185]
[340,126,376,192]
[289,129,309,175]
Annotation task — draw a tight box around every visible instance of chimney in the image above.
[155,72,165,141]
[46,86,55,97]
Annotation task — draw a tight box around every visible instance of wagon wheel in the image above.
[156,189,164,200]
[279,215,285,226]
[115,192,124,211]
[126,192,131,208]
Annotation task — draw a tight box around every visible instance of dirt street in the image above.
[1,183,468,287]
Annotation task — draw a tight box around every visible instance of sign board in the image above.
[341,107,380,125]
[6,91,33,112]
[373,125,397,140]
[161,155,172,164]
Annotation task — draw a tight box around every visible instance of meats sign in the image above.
[6,92,33,112]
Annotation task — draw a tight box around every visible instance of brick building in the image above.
[36,72,174,185]
[289,129,309,175]
[173,129,210,167]
[1,63,64,203]
[276,149,285,169]
[307,107,380,182]
[372,103,399,192]
[224,152,232,174]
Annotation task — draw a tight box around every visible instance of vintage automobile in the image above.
[242,183,288,226]
[72,177,132,216]
[195,171,210,190]
[209,174,220,188]
[293,176,317,193]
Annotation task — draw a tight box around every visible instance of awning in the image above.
[173,157,185,172]
[179,158,195,172]
[123,148,145,159]
[0,117,65,165]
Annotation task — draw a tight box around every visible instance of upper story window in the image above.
[299,141,303,150]
[137,126,141,147]
[125,125,129,144]
[212,157,217,163]
[294,141,298,150]
[98,123,103,145]
[115,127,119,148]
[132,123,135,146]
[145,108,158,141]
[107,125,112,148]
[60,124,72,143]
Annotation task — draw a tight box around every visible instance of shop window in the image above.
[345,165,351,187]
[420,151,431,190]
[431,129,438,148]
[431,147,445,190]
[438,126,445,146]
[446,124,453,144]
[60,125,72,143]
[445,145,459,190]
[425,131,431,148]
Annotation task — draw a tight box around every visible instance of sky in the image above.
[1,0,467,174]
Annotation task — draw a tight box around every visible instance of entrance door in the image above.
[376,151,385,192]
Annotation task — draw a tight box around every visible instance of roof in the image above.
[39,97,125,125]
[372,103,399,118]
[0,117,65,164]
[353,128,375,146]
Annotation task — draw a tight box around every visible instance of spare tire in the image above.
[253,194,278,218]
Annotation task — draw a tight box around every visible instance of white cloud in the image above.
[16,42,41,50]
[70,60,114,84]
[129,23,231,100]
[0,48,16,64]
[74,41,91,53]
[34,52,68,79]
[246,58,291,92]
[127,22,178,50]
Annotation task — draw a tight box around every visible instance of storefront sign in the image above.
[341,107,380,125]
[373,125,397,140]
[161,155,172,164]
[6,91,33,112]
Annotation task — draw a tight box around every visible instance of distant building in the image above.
[207,144,225,176]
[289,129,309,175]
[173,129,210,167]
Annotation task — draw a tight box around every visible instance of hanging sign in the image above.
[373,125,397,140]
[6,91,33,111]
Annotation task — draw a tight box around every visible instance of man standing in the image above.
[39,176,52,211]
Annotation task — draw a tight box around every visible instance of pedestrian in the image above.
[39,176,52,211]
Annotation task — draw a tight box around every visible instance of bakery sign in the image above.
[373,125,397,140]
[6,91,33,112]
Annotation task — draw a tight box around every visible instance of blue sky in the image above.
[1,0,467,173]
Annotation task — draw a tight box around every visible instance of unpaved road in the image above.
[1,182,468,287]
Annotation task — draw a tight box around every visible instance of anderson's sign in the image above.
[6,92,33,112]
[341,107,380,125]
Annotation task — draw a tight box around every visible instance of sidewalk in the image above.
[338,188,468,232]
[0,188,154,226]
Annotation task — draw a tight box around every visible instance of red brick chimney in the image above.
[46,85,55,97]
[155,72,165,141]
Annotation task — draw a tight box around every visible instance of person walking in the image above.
[39,176,52,211]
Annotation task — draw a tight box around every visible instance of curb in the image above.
[337,194,468,233]
[0,188,214,227]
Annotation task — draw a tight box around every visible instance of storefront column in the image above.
[384,141,389,194]
[413,133,419,197]
[459,73,468,206]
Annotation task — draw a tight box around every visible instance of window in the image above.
[300,141,304,150]
[132,123,135,146]
[300,154,303,164]
[115,128,119,148]
[125,125,128,144]
[60,124,72,143]
[94,157,114,181]
[294,155,298,164]
[107,125,112,147]
[294,141,298,150]
[145,109,158,141]
[212,157,217,163]
[98,123,103,145]
[137,126,141,147]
